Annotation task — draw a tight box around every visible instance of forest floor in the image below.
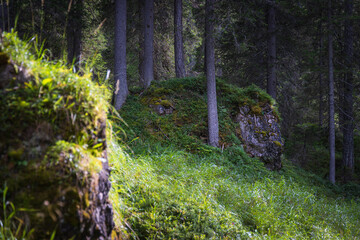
[108,78,360,239]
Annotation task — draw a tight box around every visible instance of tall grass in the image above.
[108,135,360,239]
[107,78,360,239]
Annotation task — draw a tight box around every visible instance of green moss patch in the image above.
[0,32,111,239]
[120,77,278,154]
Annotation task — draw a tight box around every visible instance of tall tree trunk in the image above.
[342,0,354,180]
[328,0,336,184]
[174,0,186,78]
[138,0,145,86]
[143,0,154,88]
[318,18,324,128]
[205,0,219,147]
[67,0,83,70]
[1,0,6,31]
[267,0,276,100]
[0,0,13,32]
[114,0,128,110]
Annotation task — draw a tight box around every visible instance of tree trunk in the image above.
[67,0,83,70]
[138,0,145,86]
[174,0,186,78]
[328,0,336,184]
[114,0,128,110]
[205,0,219,147]
[0,0,13,32]
[342,0,354,180]
[143,0,154,88]
[267,0,276,100]
[318,18,324,128]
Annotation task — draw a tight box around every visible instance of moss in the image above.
[159,99,173,108]
[0,31,110,159]
[152,87,174,95]
[120,77,281,155]
[0,32,110,238]
[251,105,263,115]
[8,147,24,160]
[261,131,268,137]
[273,140,283,147]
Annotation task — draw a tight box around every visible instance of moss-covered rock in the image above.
[122,77,283,167]
[236,104,283,170]
[0,32,114,239]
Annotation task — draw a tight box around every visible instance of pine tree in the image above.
[174,0,186,78]
[114,0,128,110]
[205,0,219,147]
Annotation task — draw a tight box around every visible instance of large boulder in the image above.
[0,32,114,239]
[236,104,283,170]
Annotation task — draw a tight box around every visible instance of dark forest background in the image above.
[3,0,360,183]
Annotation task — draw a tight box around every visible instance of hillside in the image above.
[3,0,360,238]
[1,32,360,239]
[108,78,360,239]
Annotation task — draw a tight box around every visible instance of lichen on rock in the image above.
[236,104,283,170]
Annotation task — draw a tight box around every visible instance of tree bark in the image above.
[174,0,186,78]
[138,0,145,86]
[318,18,324,128]
[328,0,336,184]
[205,0,219,147]
[267,0,276,100]
[114,0,128,110]
[342,0,354,180]
[143,0,154,88]
[67,0,83,70]
[0,0,13,32]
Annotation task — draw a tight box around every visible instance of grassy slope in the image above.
[108,78,360,239]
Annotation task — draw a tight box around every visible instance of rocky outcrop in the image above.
[236,104,283,170]
[0,33,114,239]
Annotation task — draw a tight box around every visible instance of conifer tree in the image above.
[205,0,219,147]
[114,0,128,110]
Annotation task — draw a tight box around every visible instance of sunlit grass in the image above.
[108,77,360,239]
[107,135,360,239]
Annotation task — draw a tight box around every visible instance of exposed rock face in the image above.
[236,105,283,170]
[0,44,114,239]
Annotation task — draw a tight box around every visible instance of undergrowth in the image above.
[108,78,360,239]
[108,135,360,239]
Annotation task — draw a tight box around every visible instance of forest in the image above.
[1,0,360,239]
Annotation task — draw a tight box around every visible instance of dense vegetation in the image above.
[106,78,360,239]
[2,0,360,239]
[0,32,111,239]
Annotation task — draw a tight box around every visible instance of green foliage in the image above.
[109,77,360,239]
[0,31,110,159]
[108,132,360,239]
[121,77,277,153]
[0,32,111,239]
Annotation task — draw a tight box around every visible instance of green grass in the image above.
[107,78,360,239]
[108,137,360,239]
[2,32,360,239]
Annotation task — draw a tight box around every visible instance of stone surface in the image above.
[236,104,283,170]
